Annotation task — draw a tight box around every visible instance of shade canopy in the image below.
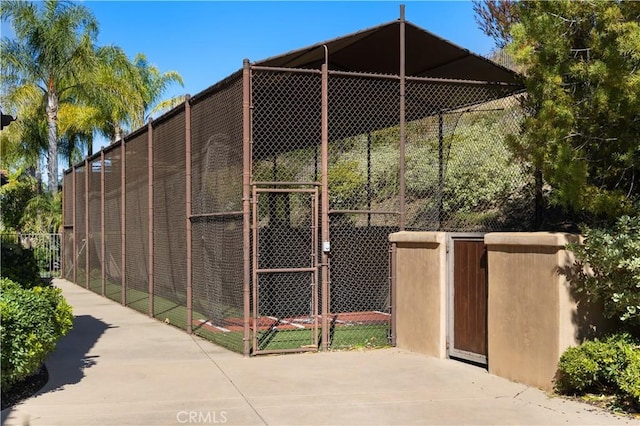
[255,20,520,84]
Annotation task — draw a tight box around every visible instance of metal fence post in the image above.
[121,140,127,305]
[85,158,89,289]
[399,4,406,231]
[72,166,77,284]
[61,175,65,276]
[390,241,397,346]
[321,57,330,352]
[101,150,106,295]
[251,186,259,354]
[148,120,154,317]
[242,58,252,357]
[185,95,193,334]
[438,111,444,229]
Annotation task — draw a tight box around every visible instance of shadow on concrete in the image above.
[557,250,617,342]
[1,315,114,424]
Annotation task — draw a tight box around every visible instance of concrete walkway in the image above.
[2,279,639,426]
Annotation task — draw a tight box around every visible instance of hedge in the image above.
[0,278,73,390]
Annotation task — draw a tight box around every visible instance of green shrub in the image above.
[0,278,73,390]
[556,334,640,406]
[555,345,600,393]
[568,215,640,333]
[0,240,42,288]
[327,160,366,209]
[617,345,640,404]
[0,172,37,232]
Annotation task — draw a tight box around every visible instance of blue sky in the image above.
[84,1,495,102]
[2,1,496,152]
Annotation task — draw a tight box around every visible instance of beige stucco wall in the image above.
[390,231,600,391]
[485,232,582,391]
[390,232,447,358]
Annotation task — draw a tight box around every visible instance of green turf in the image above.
[329,324,390,350]
[192,326,244,353]
[104,281,122,303]
[88,270,102,294]
[255,328,316,351]
[253,323,390,352]
[73,278,390,354]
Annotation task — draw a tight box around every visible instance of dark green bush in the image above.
[556,334,640,406]
[0,278,73,390]
[0,240,42,288]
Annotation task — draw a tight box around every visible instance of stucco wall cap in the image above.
[389,231,446,244]
[484,232,583,247]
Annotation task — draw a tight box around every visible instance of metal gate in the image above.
[251,186,319,354]
[448,234,488,365]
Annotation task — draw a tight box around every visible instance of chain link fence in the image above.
[104,146,123,303]
[124,131,149,315]
[325,73,400,349]
[74,164,86,289]
[190,77,245,352]
[404,82,532,231]
[88,155,102,294]
[251,69,322,353]
[63,55,530,356]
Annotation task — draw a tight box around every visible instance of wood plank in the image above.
[453,240,487,356]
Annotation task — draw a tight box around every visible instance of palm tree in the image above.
[91,48,146,144]
[22,190,62,234]
[1,0,100,195]
[131,53,184,130]
[51,45,142,159]
[57,102,96,166]
[88,52,184,142]
[0,84,47,186]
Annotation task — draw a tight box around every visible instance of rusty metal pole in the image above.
[185,95,193,334]
[399,4,406,231]
[121,141,127,305]
[84,158,89,289]
[72,167,77,284]
[101,150,106,296]
[148,120,154,318]
[321,50,330,352]
[242,59,252,357]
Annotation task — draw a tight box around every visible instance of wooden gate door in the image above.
[448,236,488,364]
